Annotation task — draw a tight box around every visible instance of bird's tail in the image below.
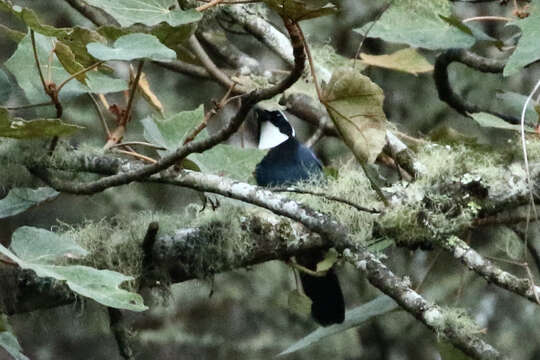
[297,251,345,326]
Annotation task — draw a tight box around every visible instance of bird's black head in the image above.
[256,109,295,149]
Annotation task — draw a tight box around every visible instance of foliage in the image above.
[1,0,540,359]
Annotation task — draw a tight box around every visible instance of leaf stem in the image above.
[56,61,104,93]
[124,60,145,125]
[30,30,48,93]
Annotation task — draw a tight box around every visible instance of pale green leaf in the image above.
[470,112,536,133]
[0,187,59,219]
[141,105,205,155]
[87,33,176,61]
[322,67,387,163]
[5,32,127,104]
[360,47,433,75]
[191,144,267,181]
[288,289,312,318]
[0,230,146,312]
[355,0,475,50]
[0,108,83,139]
[279,295,398,356]
[495,91,539,126]
[504,0,540,76]
[11,226,88,263]
[438,341,473,360]
[0,332,29,360]
[0,69,12,104]
[315,248,338,273]
[83,0,202,27]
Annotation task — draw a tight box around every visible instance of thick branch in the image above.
[433,49,518,124]
[441,236,540,303]
[344,250,504,360]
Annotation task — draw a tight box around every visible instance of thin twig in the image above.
[30,30,48,93]
[196,0,224,12]
[295,23,322,100]
[462,15,512,23]
[4,101,54,110]
[109,141,166,150]
[56,61,103,93]
[272,187,381,214]
[112,149,157,163]
[124,60,145,125]
[88,93,111,137]
[354,2,393,66]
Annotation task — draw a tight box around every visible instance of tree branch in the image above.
[433,49,518,124]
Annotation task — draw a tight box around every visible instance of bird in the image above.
[254,108,345,326]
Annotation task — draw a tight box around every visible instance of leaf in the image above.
[0,332,29,360]
[279,295,398,356]
[97,22,196,57]
[288,290,312,318]
[142,106,267,181]
[138,72,164,115]
[54,41,87,82]
[504,0,540,76]
[0,69,12,104]
[83,0,202,27]
[355,0,475,50]
[0,24,25,43]
[0,187,59,219]
[264,0,338,21]
[322,67,387,163]
[360,48,433,75]
[0,229,146,312]
[470,112,536,133]
[0,108,83,139]
[11,226,88,263]
[315,248,338,273]
[495,91,539,125]
[141,105,205,155]
[5,32,128,104]
[438,341,473,360]
[191,144,267,181]
[87,33,176,61]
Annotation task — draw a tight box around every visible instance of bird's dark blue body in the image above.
[254,109,345,327]
[255,137,322,187]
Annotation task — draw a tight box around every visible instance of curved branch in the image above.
[30,18,306,195]
[433,49,518,124]
[441,236,540,304]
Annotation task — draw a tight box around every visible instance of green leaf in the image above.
[288,289,312,318]
[322,67,387,163]
[54,41,87,82]
[504,0,540,76]
[438,341,473,360]
[0,187,59,219]
[87,33,176,61]
[264,0,338,21]
[279,295,398,356]
[83,0,202,27]
[0,229,146,312]
[0,108,83,139]
[5,32,128,104]
[315,248,338,273]
[495,91,539,125]
[11,226,88,263]
[191,144,267,181]
[0,69,12,104]
[0,24,25,43]
[360,47,433,75]
[97,22,196,56]
[0,332,29,360]
[470,112,536,133]
[142,106,267,181]
[355,0,475,50]
[141,105,205,155]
